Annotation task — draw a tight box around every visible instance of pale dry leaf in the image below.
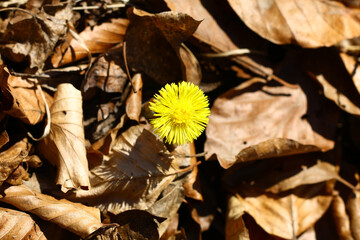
[0,138,30,187]
[228,0,360,48]
[298,227,317,240]
[332,194,353,240]
[52,18,129,67]
[0,66,53,125]
[205,78,334,168]
[266,160,353,194]
[124,7,200,85]
[164,0,275,80]
[69,125,182,214]
[180,44,202,86]
[38,83,90,192]
[347,188,360,240]
[234,184,333,239]
[0,185,103,238]
[0,207,46,240]
[126,73,143,122]
[225,195,250,240]
[340,53,360,95]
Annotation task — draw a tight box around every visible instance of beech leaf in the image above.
[228,0,360,48]
[38,83,90,192]
[0,207,46,240]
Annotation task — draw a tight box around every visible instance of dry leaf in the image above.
[0,66,52,125]
[0,5,71,70]
[0,129,9,149]
[180,44,202,86]
[0,207,46,240]
[228,0,360,48]
[205,78,335,168]
[183,142,202,201]
[52,18,129,67]
[0,185,103,238]
[332,194,353,240]
[126,73,143,122]
[38,83,90,192]
[82,45,128,98]
[69,125,183,214]
[0,139,30,187]
[233,184,333,239]
[347,188,360,240]
[226,195,250,240]
[124,7,200,85]
[340,53,360,95]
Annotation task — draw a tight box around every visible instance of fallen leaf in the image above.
[126,73,143,122]
[38,83,90,192]
[69,125,184,214]
[332,194,353,240]
[0,66,52,125]
[347,187,360,240]
[180,44,202,85]
[0,5,72,70]
[340,53,360,95]
[232,184,333,239]
[52,18,129,67]
[228,0,360,48]
[82,45,128,99]
[0,138,30,187]
[0,129,9,149]
[0,207,46,240]
[0,185,103,238]
[226,195,250,240]
[205,78,335,168]
[124,7,200,85]
[111,210,165,240]
[183,142,202,201]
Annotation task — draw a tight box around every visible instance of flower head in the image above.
[149,81,210,145]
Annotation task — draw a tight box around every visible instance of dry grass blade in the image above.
[0,207,46,240]
[38,83,90,192]
[0,185,103,238]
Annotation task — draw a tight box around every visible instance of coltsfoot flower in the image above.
[149,81,210,145]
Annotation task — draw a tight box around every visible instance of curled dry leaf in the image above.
[0,185,103,238]
[340,53,360,96]
[126,73,143,122]
[232,184,333,239]
[226,195,250,240]
[124,7,200,85]
[332,194,353,240]
[0,138,30,187]
[0,207,46,240]
[205,78,334,168]
[228,0,360,48]
[0,5,71,70]
[347,187,360,240]
[38,83,90,192]
[0,66,52,125]
[70,125,183,214]
[52,18,129,67]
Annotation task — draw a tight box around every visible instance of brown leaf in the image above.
[226,195,250,240]
[0,5,71,70]
[38,83,90,192]
[205,78,335,168]
[0,207,46,240]
[228,0,360,48]
[126,73,143,122]
[340,53,360,96]
[0,129,9,149]
[347,188,360,240]
[0,185,103,238]
[82,45,128,98]
[0,139,30,187]
[69,125,182,214]
[0,66,52,125]
[52,18,129,67]
[183,142,202,201]
[332,194,353,240]
[180,44,202,85]
[124,7,200,85]
[232,184,333,239]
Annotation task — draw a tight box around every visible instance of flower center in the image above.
[171,107,191,124]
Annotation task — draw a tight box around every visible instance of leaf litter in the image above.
[1,1,360,239]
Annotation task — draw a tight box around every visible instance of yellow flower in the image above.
[149,81,210,145]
